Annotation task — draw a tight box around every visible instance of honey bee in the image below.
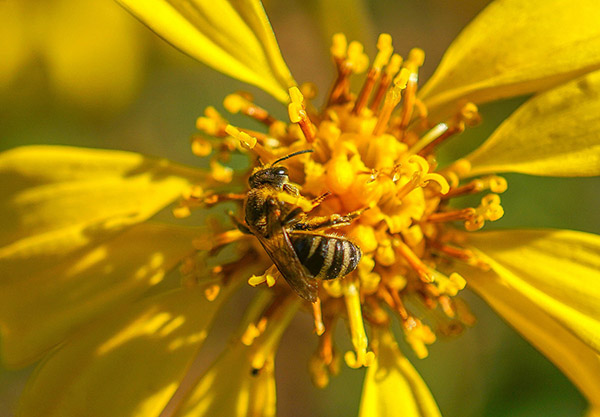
[231,150,363,302]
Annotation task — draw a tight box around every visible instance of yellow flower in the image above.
[2,0,600,416]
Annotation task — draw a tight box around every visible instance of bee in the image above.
[232,149,363,302]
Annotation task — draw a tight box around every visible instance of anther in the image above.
[196,106,228,137]
[224,93,277,125]
[288,87,317,143]
[402,316,435,359]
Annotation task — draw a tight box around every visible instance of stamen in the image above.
[353,34,393,115]
[396,155,449,199]
[224,93,277,125]
[196,106,228,137]
[429,269,466,297]
[414,103,480,155]
[193,229,246,252]
[328,34,353,105]
[248,265,279,288]
[288,87,317,143]
[397,48,425,133]
[369,54,403,112]
[309,317,340,388]
[426,207,477,223]
[224,124,274,162]
[442,175,507,199]
[204,284,221,301]
[190,135,212,157]
[209,159,233,183]
[408,122,448,155]
[402,316,435,359]
[394,240,433,283]
[312,298,325,336]
[224,124,257,149]
[373,68,410,136]
[342,278,375,368]
[331,33,348,61]
[363,296,390,325]
[465,194,504,231]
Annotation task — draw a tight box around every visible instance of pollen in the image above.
[184,32,507,385]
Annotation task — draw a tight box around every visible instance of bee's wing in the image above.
[255,230,318,303]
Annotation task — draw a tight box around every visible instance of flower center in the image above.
[176,33,507,386]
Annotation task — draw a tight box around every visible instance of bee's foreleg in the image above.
[227,210,252,234]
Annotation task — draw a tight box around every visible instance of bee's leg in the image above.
[310,192,331,208]
[227,210,252,235]
[292,207,368,231]
[280,206,306,226]
[280,192,331,226]
[282,183,300,196]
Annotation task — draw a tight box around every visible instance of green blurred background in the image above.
[1,0,599,416]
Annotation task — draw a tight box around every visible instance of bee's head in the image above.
[248,149,313,189]
[248,165,289,189]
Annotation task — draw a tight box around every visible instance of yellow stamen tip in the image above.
[223,93,246,113]
[225,124,257,149]
[408,47,425,67]
[288,102,303,124]
[289,86,304,104]
[373,33,394,69]
[191,137,212,156]
[385,53,403,76]
[347,41,369,73]
[393,67,411,89]
[331,33,348,59]
[204,284,220,301]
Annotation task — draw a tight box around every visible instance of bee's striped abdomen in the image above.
[290,233,361,280]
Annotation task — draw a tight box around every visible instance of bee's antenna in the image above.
[271,149,313,166]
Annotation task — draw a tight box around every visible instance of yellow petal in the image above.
[0,145,201,248]
[116,0,295,102]
[457,262,600,407]
[419,0,600,114]
[465,229,600,355]
[37,0,146,111]
[0,222,199,368]
[17,285,231,417]
[175,293,300,417]
[0,2,31,87]
[359,328,442,417]
[464,71,600,177]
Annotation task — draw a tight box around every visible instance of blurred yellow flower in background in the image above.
[0,0,147,111]
[1,0,600,416]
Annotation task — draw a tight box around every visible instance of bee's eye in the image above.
[275,167,288,176]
